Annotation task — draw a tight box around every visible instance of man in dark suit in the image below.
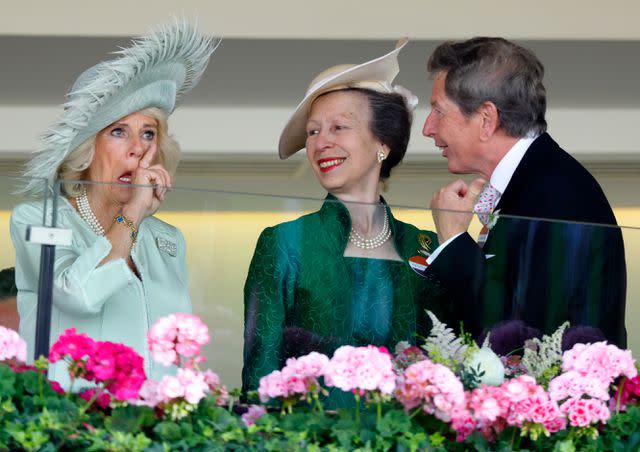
[422,37,627,347]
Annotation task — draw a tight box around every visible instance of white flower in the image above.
[467,347,505,386]
[393,85,419,112]
[487,209,500,230]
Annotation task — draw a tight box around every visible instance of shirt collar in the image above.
[490,135,538,194]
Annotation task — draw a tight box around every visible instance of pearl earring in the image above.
[377,150,386,163]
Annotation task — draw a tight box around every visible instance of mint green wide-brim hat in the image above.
[21,19,220,196]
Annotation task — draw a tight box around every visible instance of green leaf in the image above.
[206,406,241,432]
[300,411,333,442]
[376,409,411,438]
[628,430,640,449]
[15,369,41,395]
[357,427,376,445]
[43,395,79,422]
[553,439,576,452]
[397,431,429,452]
[429,431,446,447]
[7,420,50,451]
[106,404,156,433]
[0,365,16,398]
[153,420,182,442]
[331,418,358,448]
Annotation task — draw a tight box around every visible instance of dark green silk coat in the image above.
[242,195,453,395]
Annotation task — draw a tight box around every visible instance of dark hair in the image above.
[0,267,17,300]
[428,37,547,137]
[343,88,412,180]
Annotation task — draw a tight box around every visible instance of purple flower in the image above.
[561,325,606,351]
[480,320,542,356]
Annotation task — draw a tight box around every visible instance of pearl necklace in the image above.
[349,208,391,250]
[76,189,105,236]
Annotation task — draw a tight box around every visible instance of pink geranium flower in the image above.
[546,341,636,428]
[324,345,396,396]
[135,379,162,407]
[560,397,610,427]
[451,409,477,441]
[80,388,112,410]
[49,329,146,401]
[203,369,229,406]
[100,343,146,401]
[289,352,329,380]
[460,375,566,441]
[548,371,610,401]
[257,352,330,403]
[258,370,287,403]
[177,368,209,405]
[0,326,27,363]
[242,405,267,427]
[157,375,185,401]
[562,342,636,383]
[49,328,95,364]
[467,384,509,426]
[395,358,466,422]
[147,313,210,367]
[612,374,640,409]
[147,368,226,408]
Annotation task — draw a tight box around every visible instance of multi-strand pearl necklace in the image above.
[76,189,105,236]
[348,208,391,250]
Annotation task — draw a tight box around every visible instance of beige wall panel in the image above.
[3,1,640,40]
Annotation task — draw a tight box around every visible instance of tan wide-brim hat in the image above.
[278,38,409,160]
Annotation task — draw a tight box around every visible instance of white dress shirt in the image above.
[426,135,538,264]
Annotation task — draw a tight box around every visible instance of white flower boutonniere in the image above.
[487,209,501,230]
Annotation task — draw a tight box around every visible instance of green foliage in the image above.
[537,364,562,389]
[422,310,472,369]
[458,362,486,390]
[0,364,17,398]
[105,404,156,433]
[1,366,640,450]
[521,322,568,381]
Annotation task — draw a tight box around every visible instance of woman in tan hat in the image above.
[242,39,461,405]
[10,21,219,386]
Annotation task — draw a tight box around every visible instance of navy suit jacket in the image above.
[430,133,627,347]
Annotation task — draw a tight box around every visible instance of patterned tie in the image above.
[474,183,501,226]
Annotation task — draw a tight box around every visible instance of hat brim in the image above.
[278,38,409,160]
[20,20,219,197]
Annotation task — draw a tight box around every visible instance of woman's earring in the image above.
[377,150,387,163]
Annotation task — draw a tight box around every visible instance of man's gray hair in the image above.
[428,37,547,137]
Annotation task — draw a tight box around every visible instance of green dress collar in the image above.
[317,193,404,258]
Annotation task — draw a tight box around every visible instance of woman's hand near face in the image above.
[101,145,172,273]
[121,146,172,227]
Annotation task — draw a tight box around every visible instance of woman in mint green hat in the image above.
[242,39,464,406]
[10,21,219,386]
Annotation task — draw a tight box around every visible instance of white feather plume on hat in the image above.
[20,19,220,196]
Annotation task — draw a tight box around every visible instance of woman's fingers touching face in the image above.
[139,144,158,169]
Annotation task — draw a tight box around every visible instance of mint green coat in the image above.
[10,198,191,386]
[242,195,454,397]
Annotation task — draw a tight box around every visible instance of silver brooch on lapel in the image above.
[156,237,177,257]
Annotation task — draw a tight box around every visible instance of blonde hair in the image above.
[57,107,181,198]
